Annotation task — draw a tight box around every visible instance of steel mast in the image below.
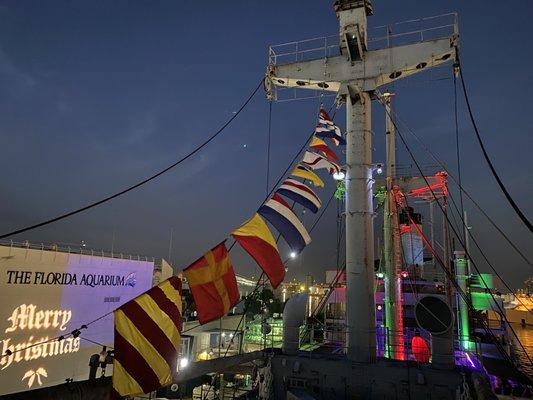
[266,0,458,362]
[383,92,404,360]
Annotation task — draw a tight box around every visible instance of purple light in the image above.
[465,352,476,369]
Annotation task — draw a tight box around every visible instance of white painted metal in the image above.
[345,91,375,362]
[268,38,456,96]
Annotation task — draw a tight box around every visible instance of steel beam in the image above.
[269,37,457,93]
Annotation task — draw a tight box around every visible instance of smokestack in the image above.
[282,294,308,355]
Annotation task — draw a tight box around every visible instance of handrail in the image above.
[268,12,458,67]
[0,238,154,262]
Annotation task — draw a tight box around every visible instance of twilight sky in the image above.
[0,1,531,289]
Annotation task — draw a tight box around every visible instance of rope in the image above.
[459,65,532,232]
[453,70,466,242]
[0,78,265,240]
[382,99,532,268]
[378,92,533,318]
[377,96,533,369]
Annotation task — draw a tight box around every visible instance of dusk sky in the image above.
[0,1,531,289]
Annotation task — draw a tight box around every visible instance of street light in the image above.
[179,358,189,369]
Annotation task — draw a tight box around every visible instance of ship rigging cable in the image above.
[3,100,337,359]
[0,78,264,240]
[378,95,533,317]
[381,96,532,269]
[459,66,533,233]
[380,95,533,357]
[378,98,533,369]
[446,180,533,318]
[200,188,338,399]
[453,69,466,242]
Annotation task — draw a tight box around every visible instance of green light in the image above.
[334,181,346,200]
[375,186,387,207]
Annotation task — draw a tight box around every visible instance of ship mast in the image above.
[383,93,405,360]
[266,0,458,362]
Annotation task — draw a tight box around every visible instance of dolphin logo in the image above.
[125,272,137,287]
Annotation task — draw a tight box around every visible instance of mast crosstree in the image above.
[265,0,459,362]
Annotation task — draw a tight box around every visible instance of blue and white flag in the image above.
[316,107,345,146]
[258,194,311,254]
[277,179,321,214]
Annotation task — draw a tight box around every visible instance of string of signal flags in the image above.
[112,107,346,398]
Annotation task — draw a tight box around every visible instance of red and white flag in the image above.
[302,151,341,174]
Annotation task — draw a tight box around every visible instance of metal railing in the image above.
[268,35,339,66]
[368,12,458,50]
[0,238,154,262]
[268,12,458,67]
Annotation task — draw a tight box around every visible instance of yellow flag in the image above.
[291,164,324,187]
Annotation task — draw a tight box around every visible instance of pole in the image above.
[390,194,405,360]
[442,200,453,306]
[168,228,174,263]
[429,201,436,274]
[383,193,393,358]
[454,250,471,350]
[463,211,472,275]
[383,94,404,359]
[345,91,376,362]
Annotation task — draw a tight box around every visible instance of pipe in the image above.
[282,294,308,355]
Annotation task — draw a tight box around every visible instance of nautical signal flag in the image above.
[183,242,239,325]
[316,107,345,146]
[309,136,339,162]
[232,214,285,288]
[302,151,341,174]
[318,107,334,125]
[113,276,183,398]
[258,193,311,254]
[277,178,321,214]
[291,164,324,188]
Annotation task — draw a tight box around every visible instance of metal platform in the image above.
[267,13,458,102]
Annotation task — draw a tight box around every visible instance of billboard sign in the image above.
[0,245,154,395]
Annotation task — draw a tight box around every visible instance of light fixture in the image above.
[289,251,297,259]
[179,358,189,369]
[333,170,345,181]
[377,305,382,310]
[372,163,384,175]
[401,271,408,278]
[376,272,384,279]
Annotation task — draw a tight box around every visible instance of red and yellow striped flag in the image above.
[112,276,182,397]
[183,241,239,325]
